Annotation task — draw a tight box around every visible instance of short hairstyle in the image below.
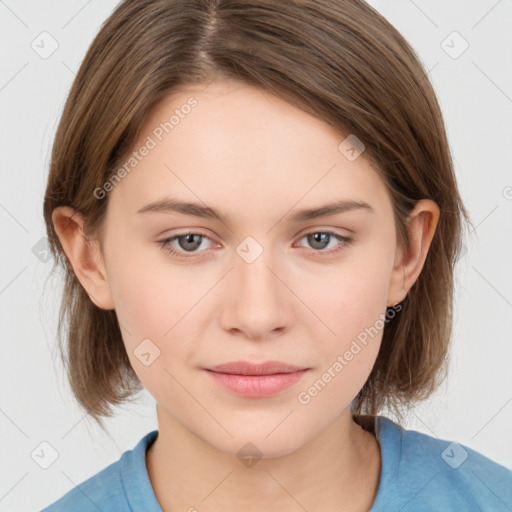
[43,0,473,429]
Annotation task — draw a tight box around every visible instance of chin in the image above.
[198,424,308,462]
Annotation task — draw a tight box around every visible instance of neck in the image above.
[146,409,381,512]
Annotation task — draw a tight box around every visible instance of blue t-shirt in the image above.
[40,415,512,511]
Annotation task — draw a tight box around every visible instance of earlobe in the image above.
[387,199,440,307]
[52,206,115,310]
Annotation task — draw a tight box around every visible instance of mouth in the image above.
[203,361,310,397]
[205,360,309,376]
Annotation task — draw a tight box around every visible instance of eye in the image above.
[295,230,353,255]
[157,229,353,259]
[157,231,214,258]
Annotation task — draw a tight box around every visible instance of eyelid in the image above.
[294,224,353,239]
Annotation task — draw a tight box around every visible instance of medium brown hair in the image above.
[43,0,473,429]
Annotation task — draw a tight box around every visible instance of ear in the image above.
[387,199,440,307]
[52,206,115,310]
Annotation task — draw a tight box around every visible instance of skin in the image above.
[52,78,439,512]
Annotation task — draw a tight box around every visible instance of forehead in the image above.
[111,79,392,221]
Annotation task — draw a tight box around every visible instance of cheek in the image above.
[306,257,391,341]
[296,272,387,417]
[106,241,197,336]
[105,244,215,386]
[300,251,392,390]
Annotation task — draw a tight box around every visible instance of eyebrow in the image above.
[136,197,375,223]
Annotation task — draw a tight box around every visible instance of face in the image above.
[97,79,401,456]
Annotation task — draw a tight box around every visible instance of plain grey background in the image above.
[1,1,511,511]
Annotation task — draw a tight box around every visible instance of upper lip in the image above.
[205,361,309,376]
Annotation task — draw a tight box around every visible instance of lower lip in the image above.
[204,369,309,397]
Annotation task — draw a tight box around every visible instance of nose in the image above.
[219,246,291,341]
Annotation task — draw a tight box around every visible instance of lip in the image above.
[203,361,310,397]
[206,360,309,375]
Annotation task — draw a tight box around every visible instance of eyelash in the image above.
[157,230,353,259]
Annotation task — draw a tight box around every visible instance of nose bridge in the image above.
[235,235,282,302]
[220,234,289,337]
